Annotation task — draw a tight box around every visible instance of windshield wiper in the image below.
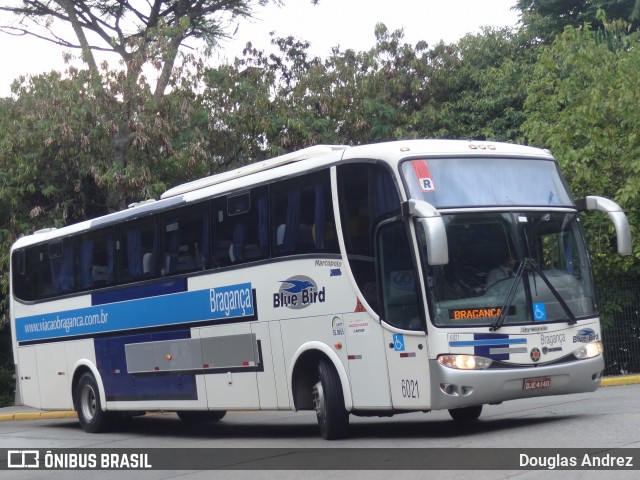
[527,259,577,326]
[489,258,578,331]
[490,260,526,332]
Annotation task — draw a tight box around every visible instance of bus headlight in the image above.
[437,354,492,370]
[574,341,603,359]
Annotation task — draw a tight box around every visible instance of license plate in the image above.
[523,376,551,390]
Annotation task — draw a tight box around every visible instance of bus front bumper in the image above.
[428,355,604,410]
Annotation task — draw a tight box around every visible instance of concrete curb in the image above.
[599,375,640,387]
[0,411,77,422]
[0,410,175,422]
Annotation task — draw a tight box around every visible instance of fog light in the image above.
[440,383,459,396]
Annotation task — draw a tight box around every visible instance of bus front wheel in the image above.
[313,358,349,440]
[75,372,112,433]
[448,405,483,422]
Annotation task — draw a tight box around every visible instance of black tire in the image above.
[448,405,483,422]
[313,358,349,440]
[75,372,112,433]
[177,410,227,425]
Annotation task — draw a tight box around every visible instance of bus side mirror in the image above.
[576,196,633,256]
[405,200,449,266]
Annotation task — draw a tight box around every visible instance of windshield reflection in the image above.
[421,212,596,327]
[402,158,573,208]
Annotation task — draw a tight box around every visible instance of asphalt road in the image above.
[0,383,639,479]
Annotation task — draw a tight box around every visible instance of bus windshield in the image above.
[420,212,597,328]
[402,157,573,208]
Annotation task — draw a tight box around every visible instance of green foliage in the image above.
[412,27,537,141]
[0,1,297,213]
[515,0,640,42]
[194,23,533,163]
[522,23,640,279]
[0,325,14,406]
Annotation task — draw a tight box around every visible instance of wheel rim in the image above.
[313,381,326,427]
[80,383,97,422]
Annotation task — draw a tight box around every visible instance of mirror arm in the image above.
[404,199,441,218]
[403,199,449,265]
[576,196,633,256]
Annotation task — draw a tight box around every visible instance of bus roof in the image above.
[161,145,349,199]
[341,139,553,163]
[162,140,553,200]
[11,140,554,250]
[11,194,187,250]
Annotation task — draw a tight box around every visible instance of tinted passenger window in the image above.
[163,206,210,275]
[213,187,268,266]
[116,222,158,282]
[377,221,422,330]
[47,240,75,294]
[337,163,400,256]
[337,163,401,313]
[78,231,114,289]
[12,246,43,301]
[271,171,338,256]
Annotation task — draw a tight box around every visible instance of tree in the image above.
[408,27,536,142]
[522,23,640,280]
[0,0,317,211]
[196,24,423,159]
[0,61,241,332]
[516,0,640,42]
[194,23,537,164]
[0,66,210,223]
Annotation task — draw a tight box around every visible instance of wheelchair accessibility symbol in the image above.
[533,303,547,321]
[393,334,405,351]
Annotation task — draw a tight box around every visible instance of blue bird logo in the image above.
[279,279,314,293]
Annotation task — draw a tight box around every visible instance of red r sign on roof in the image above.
[412,160,436,192]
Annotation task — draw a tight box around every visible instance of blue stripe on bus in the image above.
[15,282,254,343]
[475,333,518,361]
[91,278,188,306]
[448,338,527,347]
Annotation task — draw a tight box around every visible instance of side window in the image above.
[47,239,75,295]
[337,163,401,313]
[78,230,114,289]
[377,221,422,330]
[116,221,159,282]
[163,205,210,275]
[12,246,42,301]
[11,249,28,300]
[337,163,400,256]
[272,170,338,256]
[213,187,268,267]
[13,233,114,301]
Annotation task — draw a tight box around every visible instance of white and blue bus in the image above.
[9,140,632,439]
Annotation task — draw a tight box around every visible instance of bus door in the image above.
[377,220,431,410]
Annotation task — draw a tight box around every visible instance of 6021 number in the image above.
[401,379,420,398]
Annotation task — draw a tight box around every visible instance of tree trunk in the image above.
[107,122,131,212]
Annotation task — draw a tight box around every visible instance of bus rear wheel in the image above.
[313,358,349,440]
[448,405,483,422]
[75,372,112,433]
